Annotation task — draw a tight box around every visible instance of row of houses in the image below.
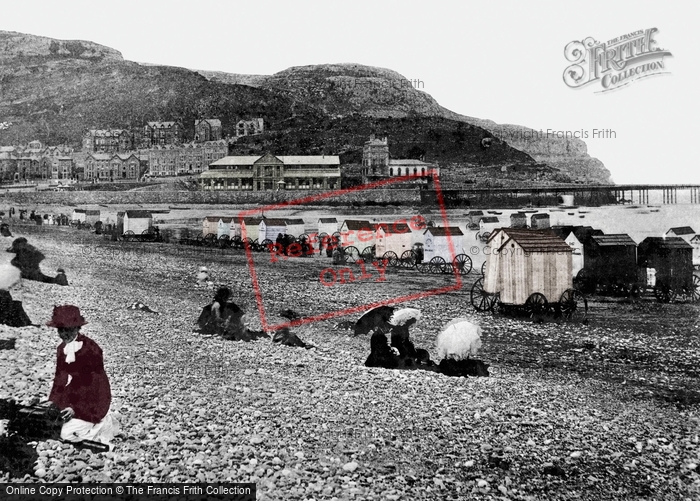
[82,118,262,154]
[0,141,74,182]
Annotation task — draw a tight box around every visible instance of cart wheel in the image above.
[560,289,588,322]
[400,250,416,269]
[345,246,359,263]
[382,251,399,267]
[453,254,472,275]
[475,232,481,241]
[429,256,447,274]
[574,268,596,295]
[692,275,700,303]
[481,261,486,275]
[480,231,491,243]
[470,278,496,312]
[260,239,273,250]
[654,282,676,303]
[524,292,549,318]
[361,246,375,261]
[123,230,135,242]
[217,234,230,248]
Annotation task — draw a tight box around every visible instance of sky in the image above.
[1,0,697,184]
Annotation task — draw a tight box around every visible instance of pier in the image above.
[423,184,700,207]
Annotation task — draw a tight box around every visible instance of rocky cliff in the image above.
[199,63,611,183]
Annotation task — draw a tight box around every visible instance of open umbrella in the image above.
[354,306,395,336]
[389,308,421,326]
[436,319,482,361]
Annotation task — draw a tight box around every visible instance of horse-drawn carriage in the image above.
[471,228,587,320]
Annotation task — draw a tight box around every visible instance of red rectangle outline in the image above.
[238,170,463,331]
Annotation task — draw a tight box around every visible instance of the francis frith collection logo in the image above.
[563,28,672,93]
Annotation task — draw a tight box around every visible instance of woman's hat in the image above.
[46,305,88,328]
[0,264,21,291]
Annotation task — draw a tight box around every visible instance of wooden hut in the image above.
[203,216,237,238]
[123,210,152,235]
[479,216,500,233]
[483,228,572,305]
[318,217,338,237]
[510,212,528,229]
[530,213,551,230]
[259,218,288,242]
[551,226,588,277]
[241,217,263,242]
[375,221,413,261]
[579,234,637,293]
[285,219,306,238]
[691,235,700,267]
[339,220,375,250]
[637,237,694,294]
[71,209,86,223]
[85,210,101,225]
[665,226,695,243]
[466,211,484,228]
[423,227,464,262]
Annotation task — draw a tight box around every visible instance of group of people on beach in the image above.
[1,225,118,449]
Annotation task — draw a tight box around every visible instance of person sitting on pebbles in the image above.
[196,286,268,341]
[0,263,33,327]
[6,237,68,286]
[46,305,119,449]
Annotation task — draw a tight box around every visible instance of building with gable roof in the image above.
[83,129,133,153]
[200,153,340,191]
[235,118,264,137]
[145,140,228,177]
[84,152,141,181]
[140,121,183,148]
[195,119,223,142]
[361,135,437,184]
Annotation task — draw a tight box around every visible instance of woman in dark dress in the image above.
[0,264,32,327]
[197,286,249,340]
[46,305,118,447]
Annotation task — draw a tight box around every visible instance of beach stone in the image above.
[342,461,359,472]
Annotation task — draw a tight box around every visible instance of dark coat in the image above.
[7,239,55,284]
[0,290,32,327]
[197,301,245,337]
[48,334,111,423]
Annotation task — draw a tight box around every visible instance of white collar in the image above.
[63,337,83,364]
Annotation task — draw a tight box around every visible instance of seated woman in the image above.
[46,305,119,448]
[197,286,262,341]
[6,237,68,286]
[0,264,32,327]
[389,317,420,359]
[365,330,416,369]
